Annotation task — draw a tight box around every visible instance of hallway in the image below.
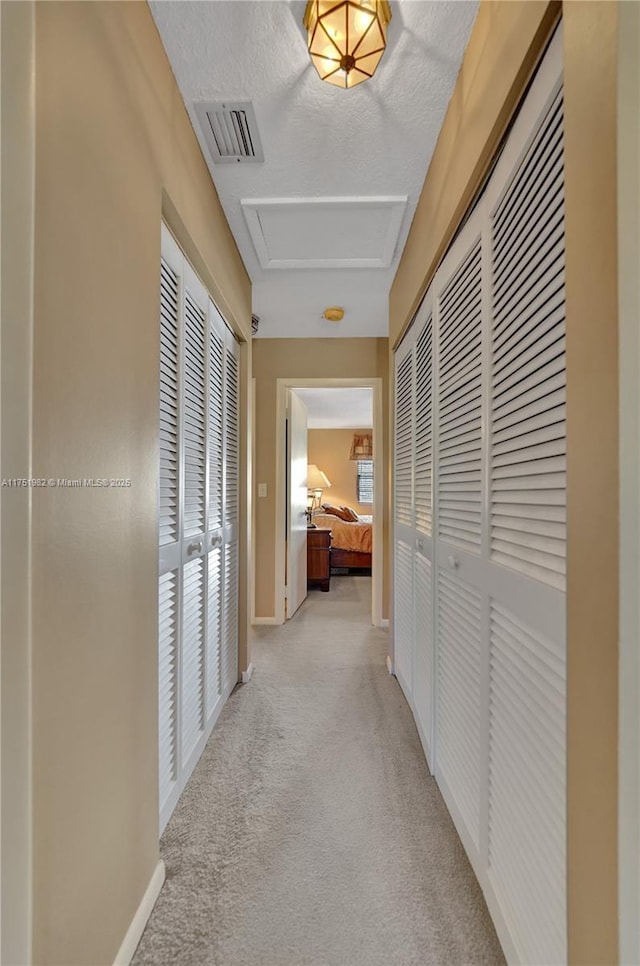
[134,578,504,965]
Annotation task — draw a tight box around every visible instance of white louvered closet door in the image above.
[222,334,240,693]
[483,33,566,965]
[181,268,208,771]
[391,26,566,965]
[393,293,435,769]
[206,302,225,723]
[433,222,484,857]
[158,246,180,819]
[158,225,240,833]
[412,294,434,764]
[393,338,415,698]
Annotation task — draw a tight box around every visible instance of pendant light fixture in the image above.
[303,1,392,89]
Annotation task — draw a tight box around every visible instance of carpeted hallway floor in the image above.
[133,577,504,966]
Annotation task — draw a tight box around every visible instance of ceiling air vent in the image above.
[194,101,264,164]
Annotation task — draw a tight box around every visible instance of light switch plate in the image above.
[258,483,267,498]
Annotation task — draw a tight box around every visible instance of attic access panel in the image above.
[241,196,407,269]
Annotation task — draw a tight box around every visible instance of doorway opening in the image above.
[275,378,384,627]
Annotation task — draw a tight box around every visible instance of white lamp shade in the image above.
[307,464,331,490]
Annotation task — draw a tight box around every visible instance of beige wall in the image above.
[1,3,35,963]
[564,4,619,963]
[30,3,251,964]
[389,0,620,960]
[618,2,640,960]
[308,429,373,517]
[253,339,389,620]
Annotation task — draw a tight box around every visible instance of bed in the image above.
[312,512,373,572]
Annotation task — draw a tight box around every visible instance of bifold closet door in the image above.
[393,295,435,767]
[411,301,435,763]
[158,225,240,833]
[482,43,566,965]
[433,226,484,858]
[222,333,240,693]
[393,339,415,699]
[392,26,566,965]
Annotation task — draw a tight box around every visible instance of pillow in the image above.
[340,506,359,522]
[321,503,352,521]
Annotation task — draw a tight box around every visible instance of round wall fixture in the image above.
[323,307,344,322]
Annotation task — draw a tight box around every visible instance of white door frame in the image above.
[285,389,308,618]
[274,377,384,627]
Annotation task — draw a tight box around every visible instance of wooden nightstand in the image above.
[307,527,332,592]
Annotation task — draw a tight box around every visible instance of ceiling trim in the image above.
[241,195,407,270]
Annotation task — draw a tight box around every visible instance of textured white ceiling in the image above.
[295,387,373,428]
[150,0,478,338]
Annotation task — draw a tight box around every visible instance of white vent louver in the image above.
[195,101,264,164]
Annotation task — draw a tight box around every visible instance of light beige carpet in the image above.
[133,577,505,966]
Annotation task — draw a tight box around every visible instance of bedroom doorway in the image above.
[274,378,384,627]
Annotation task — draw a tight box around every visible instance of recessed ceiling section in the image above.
[241,196,407,270]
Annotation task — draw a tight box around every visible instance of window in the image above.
[357,459,373,504]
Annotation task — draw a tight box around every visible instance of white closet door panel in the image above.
[158,569,179,812]
[490,89,565,593]
[395,350,414,529]
[207,547,223,716]
[394,539,413,694]
[158,225,241,831]
[436,570,482,849]
[208,305,225,533]
[183,293,207,539]
[181,557,206,762]
[222,541,239,692]
[488,601,566,965]
[224,341,240,530]
[437,240,483,555]
[391,30,565,965]
[159,261,180,547]
[413,551,432,754]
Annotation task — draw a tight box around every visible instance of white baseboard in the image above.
[386,655,394,675]
[241,662,254,683]
[113,860,165,966]
[251,616,282,626]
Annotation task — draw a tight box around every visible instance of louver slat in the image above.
[490,91,565,592]
[182,557,206,761]
[488,602,566,966]
[438,242,482,554]
[414,316,433,536]
[183,293,206,538]
[158,569,178,810]
[395,353,413,528]
[159,261,179,545]
[436,570,481,847]
[224,346,239,527]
